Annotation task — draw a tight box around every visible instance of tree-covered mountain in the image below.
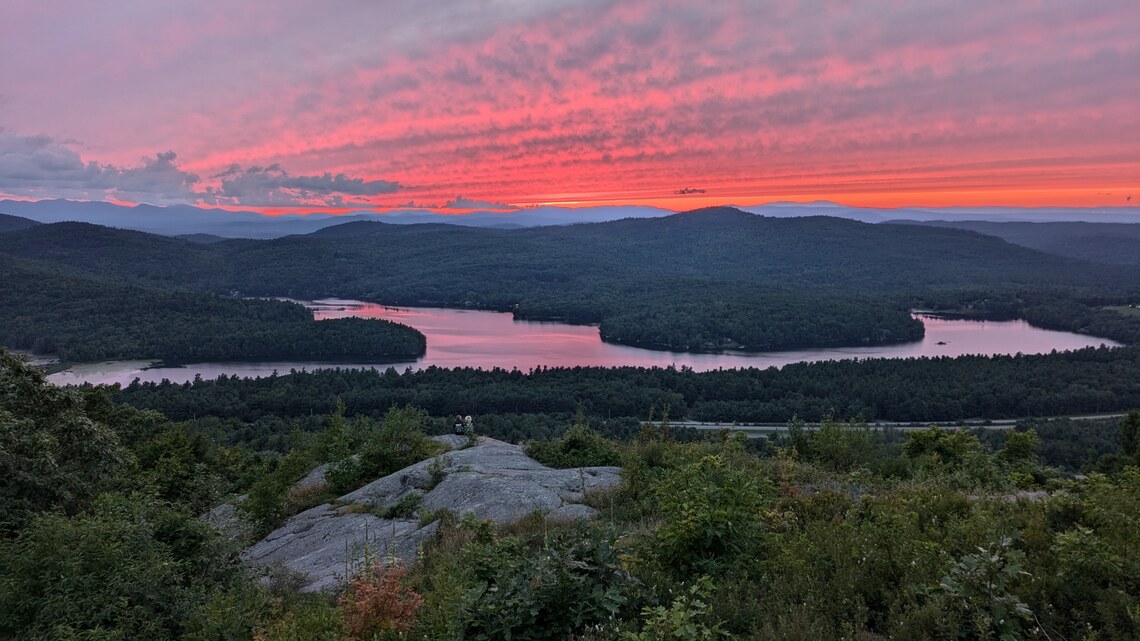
[898,219,1140,266]
[3,207,1139,357]
[0,212,40,233]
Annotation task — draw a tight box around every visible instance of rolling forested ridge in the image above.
[2,207,1140,360]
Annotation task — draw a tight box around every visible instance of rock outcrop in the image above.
[240,436,621,593]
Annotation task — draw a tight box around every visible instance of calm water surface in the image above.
[46,298,1122,386]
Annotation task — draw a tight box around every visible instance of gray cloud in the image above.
[204,163,399,207]
[0,134,199,204]
[443,195,517,210]
[0,134,400,208]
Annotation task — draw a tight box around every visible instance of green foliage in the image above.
[459,523,642,641]
[625,576,728,641]
[326,405,438,493]
[252,601,346,641]
[1120,410,1140,459]
[381,492,423,519]
[935,537,1033,641]
[996,428,1039,464]
[0,351,126,531]
[7,342,1140,639]
[527,425,623,468]
[1037,468,1140,637]
[125,421,258,514]
[644,454,772,576]
[789,415,877,472]
[0,493,229,641]
[426,455,448,490]
[902,428,1005,490]
[241,449,318,532]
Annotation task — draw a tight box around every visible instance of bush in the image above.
[339,563,424,640]
[327,406,438,493]
[0,494,228,640]
[0,351,126,531]
[625,576,728,641]
[527,425,622,468]
[381,492,423,519]
[459,523,642,640]
[935,537,1033,640]
[241,449,317,532]
[642,455,773,576]
[253,601,345,641]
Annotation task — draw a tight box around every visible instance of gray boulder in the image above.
[241,437,621,593]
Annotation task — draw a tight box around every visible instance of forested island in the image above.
[3,208,1139,361]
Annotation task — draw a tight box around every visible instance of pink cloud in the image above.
[1,0,1136,209]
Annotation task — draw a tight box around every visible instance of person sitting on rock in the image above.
[454,414,465,435]
[464,414,475,434]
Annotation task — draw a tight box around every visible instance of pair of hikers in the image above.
[453,414,474,435]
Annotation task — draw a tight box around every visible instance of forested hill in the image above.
[896,219,1140,266]
[3,207,1132,293]
[3,207,1140,354]
[0,212,40,232]
[0,253,426,363]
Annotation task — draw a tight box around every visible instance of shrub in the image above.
[625,576,728,641]
[328,406,438,493]
[381,492,423,519]
[339,564,424,640]
[0,351,126,531]
[644,455,773,576]
[460,523,642,640]
[527,425,622,468]
[935,537,1033,640]
[426,455,449,489]
[241,450,317,532]
[0,493,227,640]
[253,600,345,641]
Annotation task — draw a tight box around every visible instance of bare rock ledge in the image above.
[240,435,621,593]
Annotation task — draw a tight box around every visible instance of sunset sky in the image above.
[1,0,1137,212]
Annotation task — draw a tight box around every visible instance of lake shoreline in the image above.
[37,300,1124,386]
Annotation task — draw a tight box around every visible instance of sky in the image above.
[1,0,1137,213]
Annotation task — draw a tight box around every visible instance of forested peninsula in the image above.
[0,253,425,363]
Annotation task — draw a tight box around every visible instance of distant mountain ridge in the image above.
[2,198,1137,240]
[894,220,1140,266]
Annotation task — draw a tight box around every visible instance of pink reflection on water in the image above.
[45,300,1122,386]
[310,299,1120,372]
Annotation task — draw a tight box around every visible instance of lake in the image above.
[46,298,1122,386]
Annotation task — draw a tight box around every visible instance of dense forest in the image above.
[4,209,1139,357]
[0,212,39,233]
[902,220,1140,266]
[0,253,425,363]
[3,349,1138,639]
[112,346,1140,450]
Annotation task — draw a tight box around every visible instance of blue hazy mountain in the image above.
[2,198,1137,240]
